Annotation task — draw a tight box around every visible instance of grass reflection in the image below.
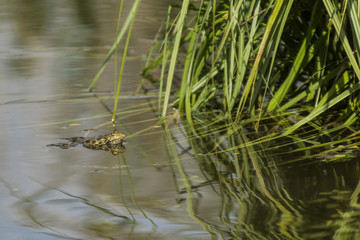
[163,113,360,239]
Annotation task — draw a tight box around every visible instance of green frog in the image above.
[47,130,126,155]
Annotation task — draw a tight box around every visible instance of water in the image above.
[2,1,360,240]
[0,1,212,239]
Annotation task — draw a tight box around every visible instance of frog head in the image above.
[108,130,126,145]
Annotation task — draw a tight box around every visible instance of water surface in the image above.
[1,1,360,240]
[0,1,212,239]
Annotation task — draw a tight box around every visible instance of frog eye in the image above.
[112,130,118,136]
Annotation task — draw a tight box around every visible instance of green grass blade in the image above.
[161,0,190,118]
[322,0,360,79]
[237,0,294,117]
[112,0,141,123]
[158,6,172,115]
[267,0,320,112]
[283,72,360,135]
[88,0,139,91]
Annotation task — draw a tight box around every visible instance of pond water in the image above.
[1,1,360,240]
[0,1,211,239]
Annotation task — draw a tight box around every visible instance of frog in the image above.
[47,130,126,155]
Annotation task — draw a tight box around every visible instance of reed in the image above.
[88,0,141,125]
[161,110,360,238]
[86,2,360,237]
[142,0,360,135]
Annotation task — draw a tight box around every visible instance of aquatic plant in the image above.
[88,1,360,238]
[163,112,360,239]
[142,0,360,136]
[143,1,360,238]
[88,0,141,125]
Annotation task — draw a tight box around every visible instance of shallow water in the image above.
[2,1,360,240]
[0,1,212,239]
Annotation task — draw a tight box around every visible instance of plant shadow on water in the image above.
[162,111,360,239]
[0,94,218,239]
[3,95,360,239]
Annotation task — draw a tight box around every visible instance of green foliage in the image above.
[143,0,360,135]
[86,1,360,237]
[88,0,141,125]
[163,112,360,239]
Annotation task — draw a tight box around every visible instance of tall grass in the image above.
[143,0,360,136]
[87,1,360,238]
[88,0,141,125]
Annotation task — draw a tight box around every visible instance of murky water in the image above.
[0,1,212,239]
[2,1,360,240]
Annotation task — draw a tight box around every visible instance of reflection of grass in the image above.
[85,0,360,238]
[165,126,224,238]
[39,92,360,238]
[3,176,134,239]
[162,113,360,239]
[117,155,157,227]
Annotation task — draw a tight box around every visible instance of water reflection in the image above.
[164,114,360,239]
[2,0,360,239]
[0,0,211,239]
